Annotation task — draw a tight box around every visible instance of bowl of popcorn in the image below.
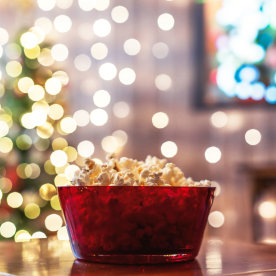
[58,155,215,264]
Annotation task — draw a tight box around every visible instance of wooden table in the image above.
[0,237,276,275]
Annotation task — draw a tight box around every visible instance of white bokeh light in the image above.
[161,141,178,158]
[93,90,111,108]
[45,78,62,95]
[78,23,94,41]
[155,74,172,91]
[20,32,38,49]
[77,140,95,158]
[205,147,222,164]
[90,109,108,126]
[258,201,276,219]
[56,0,73,9]
[78,0,95,11]
[0,28,9,45]
[99,63,117,80]
[93,19,111,37]
[35,17,53,35]
[51,44,69,61]
[74,54,91,71]
[157,13,175,31]
[210,111,228,128]
[60,117,77,134]
[119,68,136,85]
[45,214,63,231]
[50,150,68,167]
[37,0,56,11]
[111,6,129,23]
[152,42,169,59]
[124,39,141,56]
[54,15,72,33]
[73,110,90,127]
[94,0,109,11]
[90,42,108,60]
[152,112,169,129]
[0,221,16,238]
[101,136,119,153]
[113,101,130,118]
[245,129,262,146]
[208,211,225,228]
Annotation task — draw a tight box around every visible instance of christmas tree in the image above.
[0,24,74,241]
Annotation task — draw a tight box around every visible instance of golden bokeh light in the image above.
[38,48,54,66]
[60,117,77,134]
[0,137,13,153]
[258,201,276,219]
[24,45,40,59]
[16,163,28,179]
[34,138,50,151]
[44,160,56,175]
[0,221,16,238]
[53,70,69,85]
[0,121,9,137]
[17,77,34,93]
[48,104,64,120]
[7,192,23,208]
[39,183,57,201]
[30,26,45,44]
[36,122,54,139]
[6,61,22,78]
[0,177,12,193]
[77,140,94,158]
[14,230,31,242]
[31,231,47,239]
[45,214,63,231]
[52,137,68,151]
[63,146,78,162]
[50,195,61,210]
[24,203,40,219]
[54,174,71,186]
[50,150,68,167]
[55,163,69,174]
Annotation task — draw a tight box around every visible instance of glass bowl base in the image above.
[76,252,196,264]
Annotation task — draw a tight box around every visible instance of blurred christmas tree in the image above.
[0,24,74,241]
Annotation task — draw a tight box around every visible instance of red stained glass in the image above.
[58,186,215,264]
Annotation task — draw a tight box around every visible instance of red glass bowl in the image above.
[58,186,215,264]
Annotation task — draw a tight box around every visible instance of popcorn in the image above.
[72,155,211,187]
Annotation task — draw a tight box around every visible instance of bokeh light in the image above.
[0,28,9,45]
[155,74,172,91]
[94,0,109,11]
[24,203,40,219]
[210,111,228,128]
[0,137,13,153]
[53,71,69,85]
[0,222,16,238]
[152,112,169,129]
[35,17,53,35]
[161,141,178,158]
[73,110,90,127]
[101,136,119,153]
[57,226,69,240]
[64,165,80,181]
[16,134,32,150]
[45,77,62,95]
[90,42,108,60]
[205,146,222,164]
[119,68,136,85]
[45,214,63,231]
[74,54,91,71]
[54,15,72,33]
[48,104,64,120]
[51,43,69,61]
[50,150,68,167]
[152,42,169,59]
[50,194,61,210]
[98,62,117,80]
[78,0,95,11]
[93,90,111,108]
[5,43,21,59]
[0,121,9,137]
[208,211,225,228]
[32,231,47,239]
[37,0,56,11]
[245,129,262,146]
[124,38,141,56]
[18,77,34,93]
[0,177,12,193]
[7,192,23,208]
[24,45,40,59]
[39,183,56,201]
[93,19,111,37]
[28,85,45,101]
[90,109,108,126]
[258,201,276,219]
[20,32,38,49]
[113,101,130,118]
[157,13,175,31]
[112,130,128,146]
[38,48,55,66]
[111,6,129,24]
[77,140,94,158]
[60,117,77,134]
[6,61,22,78]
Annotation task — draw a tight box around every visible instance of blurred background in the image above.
[0,0,276,248]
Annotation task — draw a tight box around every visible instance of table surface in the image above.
[0,237,276,276]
